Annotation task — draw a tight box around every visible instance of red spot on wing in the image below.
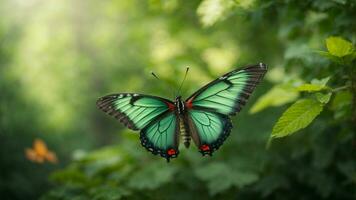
[200,144,210,151]
[166,102,175,111]
[185,98,194,109]
[167,149,176,155]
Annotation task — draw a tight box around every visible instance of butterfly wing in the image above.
[140,112,180,161]
[97,93,180,161]
[185,63,267,155]
[186,110,232,155]
[96,93,174,130]
[186,63,267,115]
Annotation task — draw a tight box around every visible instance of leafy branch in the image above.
[251,36,356,143]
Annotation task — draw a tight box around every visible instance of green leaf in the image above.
[250,85,299,114]
[50,168,88,184]
[296,77,330,92]
[194,162,258,195]
[316,50,345,64]
[127,162,177,190]
[311,77,330,86]
[271,99,324,138]
[332,0,347,5]
[253,175,289,197]
[331,91,352,119]
[41,184,88,200]
[326,36,354,57]
[331,91,352,110]
[89,186,130,200]
[297,84,327,92]
[315,92,332,104]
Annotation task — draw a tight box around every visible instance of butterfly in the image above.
[25,138,58,164]
[97,63,267,161]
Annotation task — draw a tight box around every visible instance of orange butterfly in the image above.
[25,138,58,164]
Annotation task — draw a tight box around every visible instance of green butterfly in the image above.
[97,63,267,161]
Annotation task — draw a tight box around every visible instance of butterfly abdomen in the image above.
[179,116,190,148]
[174,96,190,148]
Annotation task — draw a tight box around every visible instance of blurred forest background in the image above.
[0,0,355,199]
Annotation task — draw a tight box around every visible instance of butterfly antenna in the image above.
[151,71,175,99]
[176,67,189,96]
[151,72,159,80]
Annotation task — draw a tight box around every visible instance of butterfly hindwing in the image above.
[140,112,180,161]
[186,110,232,156]
[97,93,174,130]
[186,63,267,115]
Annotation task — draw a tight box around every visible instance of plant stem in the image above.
[331,85,350,92]
[350,66,356,127]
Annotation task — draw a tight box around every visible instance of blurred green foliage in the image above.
[0,0,355,199]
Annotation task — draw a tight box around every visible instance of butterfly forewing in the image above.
[97,93,174,130]
[186,63,267,115]
[185,63,267,155]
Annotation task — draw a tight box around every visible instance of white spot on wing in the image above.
[259,63,266,69]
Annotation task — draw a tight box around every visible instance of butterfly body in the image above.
[97,63,267,161]
[173,96,190,148]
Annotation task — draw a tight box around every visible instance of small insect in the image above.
[25,138,58,164]
[97,63,267,161]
